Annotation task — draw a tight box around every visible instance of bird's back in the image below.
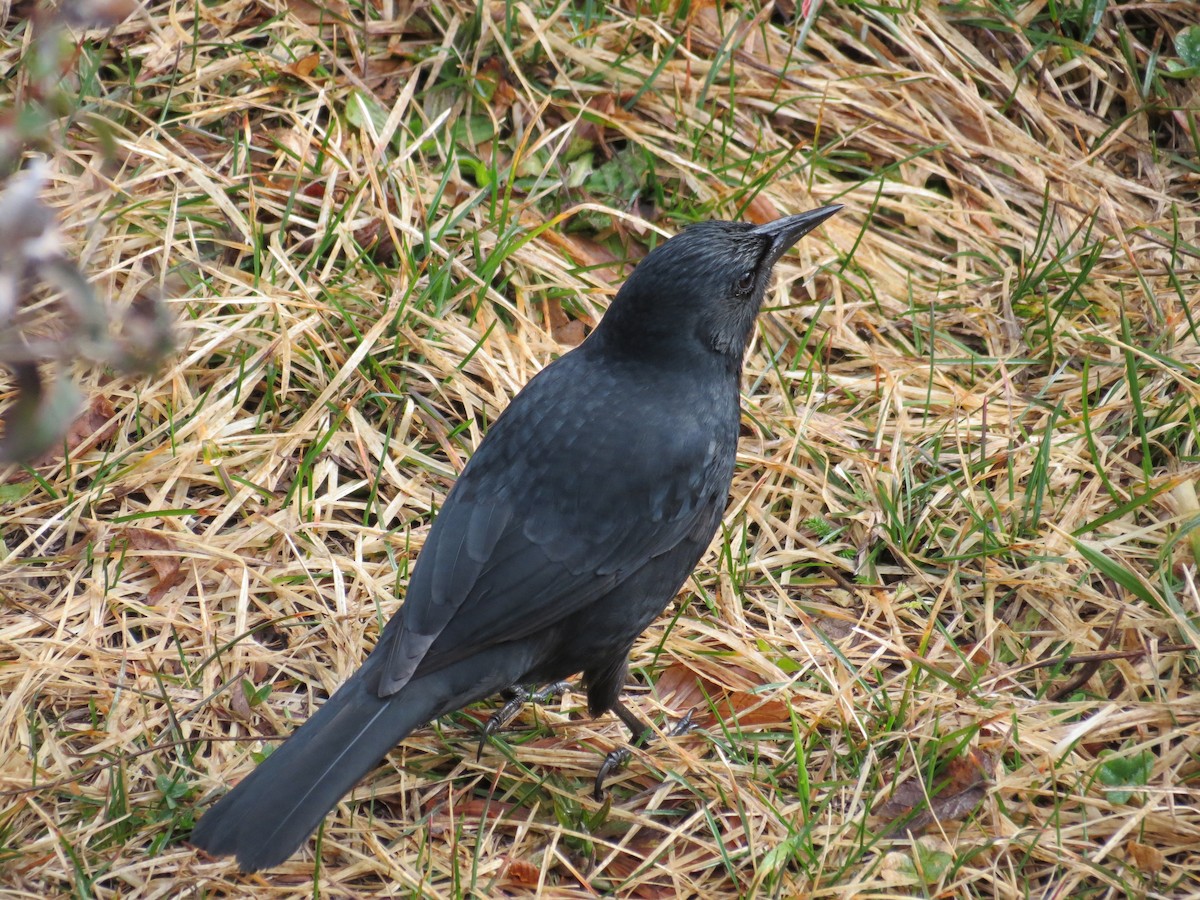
[372,339,742,698]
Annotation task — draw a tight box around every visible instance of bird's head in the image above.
[593,206,841,363]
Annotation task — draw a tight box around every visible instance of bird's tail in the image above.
[190,659,437,872]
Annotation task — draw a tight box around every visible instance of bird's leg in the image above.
[476,681,573,760]
[593,700,696,800]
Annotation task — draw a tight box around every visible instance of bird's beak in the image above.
[752,205,842,268]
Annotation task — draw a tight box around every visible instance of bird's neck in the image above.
[589,306,744,378]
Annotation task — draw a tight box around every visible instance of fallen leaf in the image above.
[743,193,781,226]
[653,663,708,712]
[502,857,540,887]
[59,0,137,28]
[473,57,517,116]
[653,661,793,730]
[1126,840,1165,874]
[424,794,517,834]
[545,231,630,288]
[286,0,351,26]
[602,830,695,897]
[687,0,723,38]
[230,677,255,721]
[284,53,320,79]
[544,297,588,346]
[124,527,184,601]
[715,692,792,727]
[876,748,992,838]
[574,94,618,155]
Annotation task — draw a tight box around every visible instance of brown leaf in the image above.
[687,0,723,38]
[743,194,781,226]
[229,678,254,722]
[926,782,987,828]
[575,94,618,154]
[424,794,516,831]
[59,0,137,28]
[876,749,992,838]
[957,642,991,667]
[284,53,320,79]
[0,364,76,464]
[717,692,792,727]
[602,827,702,897]
[546,231,630,290]
[285,0,351,26]
[544,298,588,347]
[66,394,118,454]
[124,527,184,600]
[1126,840,1165,874]
[653,662,792,729]
[20,392,118,468]
[502,857,540,887]
[874,773,929,823]
[352,219,398,261]
[475,57,517,116]
[653,663,709,712]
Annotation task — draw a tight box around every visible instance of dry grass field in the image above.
[2,0,1199,896]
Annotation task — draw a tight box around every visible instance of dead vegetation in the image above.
[1,0,1199,896]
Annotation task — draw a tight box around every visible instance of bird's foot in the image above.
[594,747,631,800]
[593,709,696,800]
[477,681,573,760]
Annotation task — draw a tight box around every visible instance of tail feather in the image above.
[190,666,435,872]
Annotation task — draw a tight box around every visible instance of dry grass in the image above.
[2,0,1199,896]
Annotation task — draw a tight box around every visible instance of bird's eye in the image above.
[735,270,755,295]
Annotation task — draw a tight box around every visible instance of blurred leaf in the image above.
[285,0,352,26]
[743,193,781,226]
[1176,25,1200,69]
[568,93,620,160]
[571,146,657,233]
[239,678,272,709]
[911,841,955,884]
[653,660,794,730]
[0,160,55,323]
[0,480,36,502]
[1097,749,1154,804]
[0,160,173,463]
[41,256,108,347]
[0,362,82,463]
[585,147,653,200]
[46,394,118,463]
[453,116,497,148]
[544,297,587,346]
[346,89,389,137]
[114,289,175,372]
[461,157,492,187]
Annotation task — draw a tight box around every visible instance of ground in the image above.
[2,0,1199,896]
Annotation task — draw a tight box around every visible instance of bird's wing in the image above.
[374,357,733,695]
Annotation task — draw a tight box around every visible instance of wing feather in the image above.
[374,349,736,696]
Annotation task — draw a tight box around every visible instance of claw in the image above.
[477,687,528,761]
[476,681,573,760]
[594,747,631,800]
[531,681,573,704]
[592,704,698,800]
[667,709,696,737]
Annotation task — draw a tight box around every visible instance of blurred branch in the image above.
[0,2,170,465]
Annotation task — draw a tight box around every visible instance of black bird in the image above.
[190,206,841,871]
